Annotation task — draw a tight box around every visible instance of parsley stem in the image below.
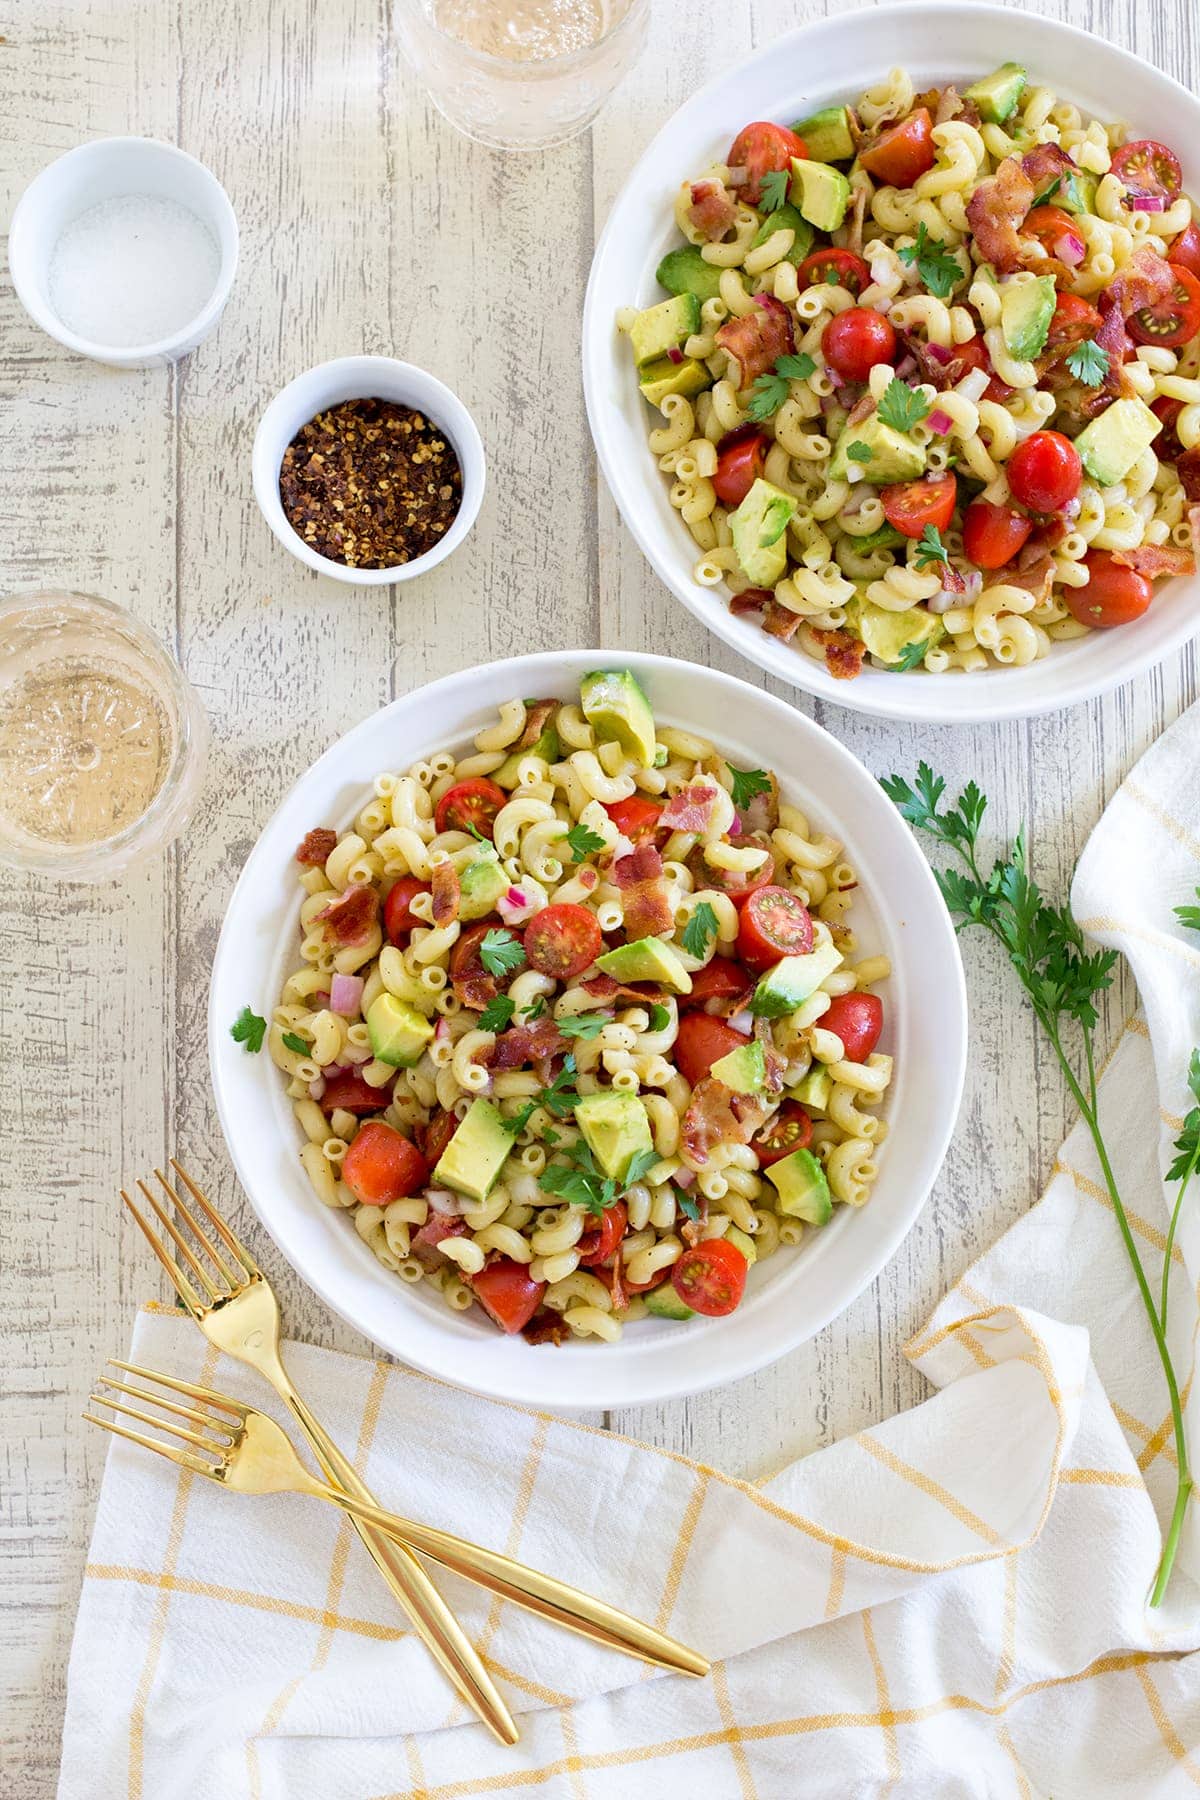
[1161,1150,1200,1336]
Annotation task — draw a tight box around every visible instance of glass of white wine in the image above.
[0,590,209,881]
[395,0,649,150]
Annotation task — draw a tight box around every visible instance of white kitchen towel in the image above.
[59,717,1200,1800]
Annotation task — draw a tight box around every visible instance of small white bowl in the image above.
[9,136,238,369]
[252,356,486,586]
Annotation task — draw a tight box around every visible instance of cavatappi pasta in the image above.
[621,67,1200,682]
[270,672,893,1343]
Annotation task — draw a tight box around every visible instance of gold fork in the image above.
[85,1360,708,1677]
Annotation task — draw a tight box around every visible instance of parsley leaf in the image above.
[281,1031,310,1056]
[538,1138,661,1215]
[759,167,790,213]
[648,1003,671,1031]
[1175,889,1200,934]
[846,440,875,464]
[876,377,932,434]
[624,1147,663,1186]
[539,1055,580,1118]
[565,822,606,863]
[1065,340,1109,387]
[727,764,773,809]
[523,996,548,1021]
[500,1100,538,1137]
[231,1006,267,1054]
[745,352,818,422]
[478,994,517,1034]
[889,638,931,672]
[557,1012,608,1040]
[749,981,795,1019]
[677,1189,701,1222]
[479,928,527,978]
[682,900,719,960]
[897,222,963,300]
[913,524,951,573]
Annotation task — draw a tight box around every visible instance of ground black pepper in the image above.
[279,397,463,569]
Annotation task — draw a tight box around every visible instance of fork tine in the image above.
[90,1391,231,1455]
[120,1187,203,1318]
[99,1375,231,1432]
[136,1179,223,1301]
[169,1160,261,1280]
[108,1358,250,1418]
[152,1167,238,1289]
[83,1412,217,1477]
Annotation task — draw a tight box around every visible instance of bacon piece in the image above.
[315,885,379,947]
[613,843,674,940]
[430,860,460,927]
[680,1193,710,1249]
[1105,247,1176,320]
[295,827,337,866]
[811,626,867,680]
[1176,449,1200,502]
[410,1212,468,1269]
[483,1017,569,1070]
[682,1078,772,1167]
[729,587,773,616]
[966,156,1035,273]
[688,180,736,242]
[762,600,802,641]
[1020,142,1076,195]
[581,972,662,1004]
[715,294,795,387]
[522,1309,570,1346]
[1189,504,1200,558]
[845,393,876,429]
[1112,544,1197,580]
[994,552,1055,605]
[519,699,558,749]
[608,1253,628,1313]
[659,782,720,834]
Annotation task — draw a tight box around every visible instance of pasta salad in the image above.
[268,672,892,1344]
[620,64,1200,680]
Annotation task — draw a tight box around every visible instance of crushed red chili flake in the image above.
[279,398,462,570]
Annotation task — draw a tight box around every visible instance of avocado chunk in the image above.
[493,714,559,787]
[433,1098,512,1203]
[1000,274,1056,361]
[751,942,844,1017]
[710,1040,766,1094]
[768,1146,833,1224]
[366,993,435,1068]
[644,1282,694,1321]
[458,852,510,922]
[596,936,693,994]
[638,355,711,408]
[656,244,724,303]
[1057,169,1098,216]
[729,477,797,587]
[628,293,701,367]
[788,157,851,231]
[791,104,856,163]
[964,62,1027,125]
[750,201,815,267]
[580,668,658,769]
[845,521,906,555]
[857,601,944,670]
[829,416,926,484]
[574,1091,654,1183]
[725,1223,758,1267]
[793,1066,833,1111]
[1074,398,1162,486]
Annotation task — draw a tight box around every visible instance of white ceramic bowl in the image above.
[252,356,486,586]
[209,651,967,1410]
[583,3,1200,723]
[9,137,237,369]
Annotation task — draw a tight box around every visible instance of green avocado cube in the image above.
[964,63,1027,125]
[793,1066,833,1112]
[788,157,851,231]
[1074,398,1162,486]
[829,417,926,484]
[791,104,856,163]
[751,942,844,1017]
[857,601,944,670]
[580,668,658,769]
[628,293,701,367]
[366,993,434,1068]
[1000,274,1057,361]
[644,1282,694,1321]
[433,1098,512,1203]
[458,853,510,922]
[709,1040,766,1094]
[493,707,559,788]
[767,1146,833,1224]
[595,936,693,994]
[750,201,815,266]
[656,244,724,303]
[575,1091,654,1183]
[725,1224,758,1267]
[729,477,797,587]
[638,355,711,408]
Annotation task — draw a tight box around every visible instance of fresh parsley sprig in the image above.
[478,994,516,1034]
[557,1012,608,1041]
[231,1006,267,1054]
[846,441,875,465]
[1065,340,1108,387]
[647,1003,671,1032]
[564,822,606,863]
[913,524,951,573]
[1175,888,1200,934]
[281,1031,310,1057]
[897,222,963,300]
[758,167,790,213]
[540,1140,661,1215]
[682,900,720,960]
[746,352,817,423]
[727,764,773,809]
[876,376,932,434]
[479,928,526,978]
[889,637,932,672]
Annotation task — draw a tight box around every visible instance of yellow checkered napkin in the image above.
[60,711,1200,1800]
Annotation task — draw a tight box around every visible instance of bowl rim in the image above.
[581,1,1200,724]
[250,353,487,586]
[208,649,969,1409]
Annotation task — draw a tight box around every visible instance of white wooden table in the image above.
[2,0,1197,1788]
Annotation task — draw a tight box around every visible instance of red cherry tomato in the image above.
[384,875,429,945]
[342,1121,428,1206]
[1006,430,1082,513]
[822,307,897,383]
[675,1013,750,1088]
[751,1100,813,1167]
[577,1200,628,1268]
[320,1069,394,1115]
[1043,291,1104,356]
[471,1259,546,1334]
[421,1107,459,1167]
[1169,222,1200,278]
[624,1265,672,1295]
[451,922,506,1011]
[859,108,936,187]
[821,992,884,1063]
[1064,551,1154,629]
[881,474,957,539]
[1023,204,1084,261]
[1152,396,1186,462]
[795,248,871,297]
[951,338,1012,403]
[671,1237,749,1316]
[727,120,807,205]
[434,778,508,838]
[679,957,753,1009]
[1128,265,1200,349]
[604,794,664,843]
[712,425,768,507]
[736,885,814,972]
[523,903,602,981]
[962,500,1033,570]
[1110,139,1183,203]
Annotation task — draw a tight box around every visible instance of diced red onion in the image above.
[963,568,983,599]
[667,346,684,365]
[313,991,330,1008]
[1058,231,1086,266]
[1127,193,1166,212]
[925,341,955,366]
[324,1062,349,1078]
[927,408,953,435]
[330,973,363,1016]
[727,164,748,186]
[434,1017,452,1045]
[894,354,918,380]
[825,363,846,388]
[674,1168,696,1189]
[506,886,527,907]
[730,811,745,837]
[307,1076,326,1101]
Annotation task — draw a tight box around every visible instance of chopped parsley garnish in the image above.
[682,900,720,960]
[677,1189,702,1222]
[478,994,517,1034]
[540,1141,661,1215]
[479,928,527,978]
[230,1006,267,1054]
[846,440,875,464]
[889,638,932,672]
[539,1055,580,1119]
[647,1003,671,1032]
[522,996,547,1020]
[758,167,791,213]
[745,352,817,422]
[564,822,606,863]
[557,1012,608,1040]
[1065,340,1109,387]
[727,763,773,809]
[897,223,962,300]
[876,376,932,433]
[1175,888,1200,934]
[281,1031,310,1057]
[913,524,952,573]
[500,1100,538,1137]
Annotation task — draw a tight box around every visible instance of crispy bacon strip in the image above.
[1105,247,1176,319]
[1020,142,1076,194]
[966,156,1035,273]
[753,1017,787,1094]
[680,1193,710,1249]
[613,843,674,940]
[582,973,662,1004]
[295,827,337,866]
[994,552,1055,606]
[315,885,379,947]
[1189,504,1200,558]
[410,1212,467,1269]
[762,600,802,642]
[1177,449,1200,502]
[519,699,558,749]
[682,1078,771,1167]
[715,294,795,387]
[430,860,460,927]
[844,393,876,429]
[482,1017,570,1071]
[659,782,720,834]
[811,626,867,680]
[688,179,737,242]
[522,1309,570,1346]
[1112,543,1197,580]
[729,587,773,616]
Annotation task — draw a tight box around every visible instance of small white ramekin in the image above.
[8,136,238,370]
[252,356,486,586]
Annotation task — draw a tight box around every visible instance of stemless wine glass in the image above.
[0,590,209,881]
[395,0,650,150]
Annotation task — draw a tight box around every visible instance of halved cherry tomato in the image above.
[1152,396,1186,463]
[675,1013,750,1088]
[471,1259,546,1334]
[859,107,935,187]
[951,338,1012,403]
[671,1237,749,1316]
[384,875,430,945]
[822,307,897,383]
[1006,430,1082,513]
[795,248,871,297]
[624,1265,672,1295]
[435,777,507,838]
[342,1121,428,1206]
[1169,222,1200,278]
[451,922,505,1011]
[1110,139,1182,204]
[523,903,602,981]
[751,1100,813,1167]
[604,794,664,843]
[821,992,884,1063]
[1128,265,1200,349]
[320,1069,394,1115]
[736,885,814,973]
[1022,204,1085,262]
[881,474,957,540]
[679,957,753,1009]
[421,1107,459,1167]
[1064,551,1154,629]
[577,1200,628,1268]
[712,425,768,507]
[962,500,1033,570]
[1043,291,1104,357]
[727,120,807,205]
